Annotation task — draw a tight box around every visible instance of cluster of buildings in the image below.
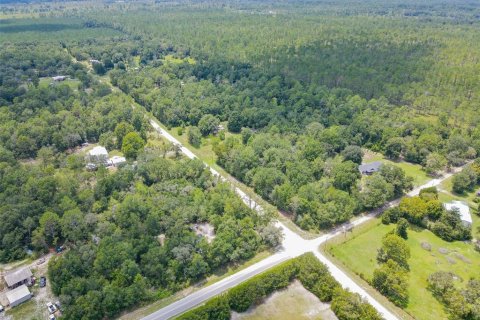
[3,267,33,308]
[359,161,473,227]
[86,146,126,170]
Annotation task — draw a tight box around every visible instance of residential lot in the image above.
[0,255,59,320]
[328,219,480,320]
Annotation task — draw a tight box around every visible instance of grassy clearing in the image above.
[362,149,430,187]
[119,250,271,320]
[38,77,81,90]
[232,280,338,320]
[163,54,196,65]
[328,218,480,320]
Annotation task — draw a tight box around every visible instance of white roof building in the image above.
[6,285,32,307]
[109,155,126,167]
[444,200,472,226]
[52,76,66,81]
[89,146,108,157]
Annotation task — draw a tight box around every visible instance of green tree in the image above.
[395,218,409,239]
[385,137,405,159]
[372,259,409,308]
[114,122,135,149]
[188,126,202,147]
[332,160,361,191]
[198,114,220,136]
[122,131,145,160]
[228,111,243,133]
[377,233,410,270]
[341,145,363,164]
[361,174,394,209]
[61,208,87,244]
[424,152,447,176]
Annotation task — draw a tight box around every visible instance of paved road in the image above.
[146,119,462,320]
[142,253,290,320]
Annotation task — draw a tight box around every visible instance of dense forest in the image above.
[1,0,480,318]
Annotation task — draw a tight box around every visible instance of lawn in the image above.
[232,280,337,320]
[329,219,480,320]
[362,149,430,187]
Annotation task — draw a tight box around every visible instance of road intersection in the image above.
[146,119,463,320]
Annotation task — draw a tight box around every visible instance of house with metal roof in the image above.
[4,268,33,289]
[358,161,383,175]
[6,285,32,307]
[88,146,109,165]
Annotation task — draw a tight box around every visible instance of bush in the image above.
[175,253,381,320]
[296,253,339,301]
[227,258,297,312]
[176,295,230,320]
[331,288,383,320]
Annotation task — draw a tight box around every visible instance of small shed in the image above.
[6,285,32,307]
[88,146,109,165]
[359,161,383,175]
[4,268,33,289]
[109,156,126,167]
[444,200,472,227]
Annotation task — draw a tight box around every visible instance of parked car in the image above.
[46,302,57,313]
[40,276,46,287]
[55,246,64,253]
[49,314,56,320]
[0,305,4,312]
[37,257,46,265]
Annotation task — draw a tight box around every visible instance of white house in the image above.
[88,146,109,165]
[52,76,66,81]
[444,200,472,227]
[6,285,32,307]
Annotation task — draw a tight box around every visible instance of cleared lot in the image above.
[232,280,338,320]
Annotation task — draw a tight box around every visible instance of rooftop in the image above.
[4,268,32,287]
[6,285,31,304]
[444,200,472,224]
[89,146,108,156]
[359,161,383,174]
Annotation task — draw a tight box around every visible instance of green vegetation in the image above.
[176,253,381,320]
[328,219,480,320]
[3,0,480,319]
[233,280,337,320]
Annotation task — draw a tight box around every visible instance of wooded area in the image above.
[1,0,480,318]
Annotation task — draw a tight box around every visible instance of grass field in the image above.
[328,219,480,320]
[232,280,337,320]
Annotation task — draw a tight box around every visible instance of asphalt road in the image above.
[145,118,464,320]
[141,254,290,320]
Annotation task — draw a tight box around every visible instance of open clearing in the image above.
[328,219,480,320]
[231,280,338,320]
